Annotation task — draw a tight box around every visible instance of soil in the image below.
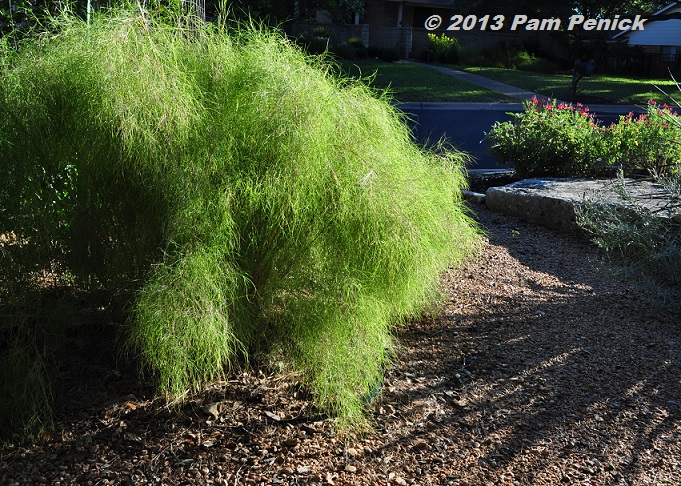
[2,205,680,486]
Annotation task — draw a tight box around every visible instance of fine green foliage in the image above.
[486,97,607,177]
[0,9,479,436]
[575,173,681,288]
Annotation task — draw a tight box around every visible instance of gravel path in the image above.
[2,205,680,485]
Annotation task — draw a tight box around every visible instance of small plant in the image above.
[331,42,355,59]
[347,36,364,48]
[312,25,330,38]
[513,50,560,73]
[576,172,681,288]
[346,36,367,58]
[297,32,329,55]
[486,97,607,177]
[426,33,459,64]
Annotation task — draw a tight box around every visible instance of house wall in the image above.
[626,19,681,46]
[287,22,370,48]
[609,4,681,77]
[364,1,547,59]
[291,1,559,61]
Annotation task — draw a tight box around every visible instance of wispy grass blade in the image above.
[0,8,479,438]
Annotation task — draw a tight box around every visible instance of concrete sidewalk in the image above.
[406,61,543,101]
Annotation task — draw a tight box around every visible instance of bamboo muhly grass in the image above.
[0,9,478,437]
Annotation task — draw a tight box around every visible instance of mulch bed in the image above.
[2,205,680,485]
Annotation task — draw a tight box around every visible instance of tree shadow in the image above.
[370,205,681,483]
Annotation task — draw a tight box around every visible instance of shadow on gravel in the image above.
[377,206,681,484]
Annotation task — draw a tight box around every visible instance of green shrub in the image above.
[458,45,487,66]
[486,98,681,178]
[457,44,558,72]
[331,42,355,59]
[347,36,364,48]
[607,101,681,175]
[312,25,330,37]
[379,47,400,62]
[486,97,607,177]
[345,37,367,58]
[297,31,330,55]
[0,9,478,436]
[367,45,381,58]
[426,33,459,64]
[514,50,560,73]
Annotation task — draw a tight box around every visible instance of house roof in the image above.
[613,1,681,40]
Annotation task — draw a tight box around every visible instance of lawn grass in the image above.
[336,59,510,102]
[459,67,681,105]
[336,60,681,105]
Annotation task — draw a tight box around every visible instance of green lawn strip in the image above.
[459,66,681,105]
[336,59,510,102]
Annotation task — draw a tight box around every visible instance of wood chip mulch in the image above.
[2,205,680,486]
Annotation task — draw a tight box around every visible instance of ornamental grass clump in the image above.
[0,9,478,437]
[575,172,681,289]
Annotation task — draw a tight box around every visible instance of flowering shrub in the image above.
[607,101,681,175]
[486,97,606,177]
[426,33,460,63]
[486,98,681,177]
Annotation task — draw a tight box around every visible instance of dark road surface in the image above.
[398,103,644,170]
